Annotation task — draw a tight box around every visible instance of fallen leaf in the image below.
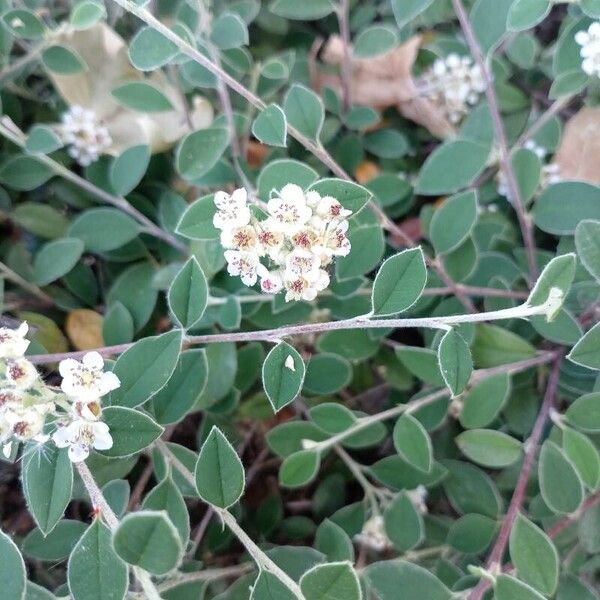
[553,106,600,184]
[354,160,380,183]
[65,309,104,350]
[317,35,455,139]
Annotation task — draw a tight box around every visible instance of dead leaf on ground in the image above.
[66,309,104,350]
[553,106,600,185]
[316,35,455,139]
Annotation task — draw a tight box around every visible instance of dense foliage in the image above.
[0,0,599,599]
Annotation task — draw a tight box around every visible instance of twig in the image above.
[0,260,53,305]
[451,0,538,283]
[27,300,556,364]
[336,0,353,111]
[0,42,46,85]
[518,95,575,146]
[467,353,563,600]
[0,118,188,254]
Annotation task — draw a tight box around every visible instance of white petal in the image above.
[92,424,113,450]
[69,443,89,463]
[99,371,120,394]
[59,358,79,378]
[52,427,72,448]
[279,183,304,204]
[230,187,248,205]
[82,351,104,371]
[17,322,28,337]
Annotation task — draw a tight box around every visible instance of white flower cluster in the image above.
[59,105,112,167]
[0,323,53,457]
[422,53,486,124]
[213,185,352,302]
[576,22,600,77]
[496,140,561,201]
[0,322,119,463]
[52,352,119,462]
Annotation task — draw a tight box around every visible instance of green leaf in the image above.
[429,191,478,255]
[110,330,182,408]
[176,194,219,240]
[353,25,398,59]
[252,104,287,147]
[396,347,444,386]
[69,208,141,252]
[23,520,86,561]
[113,511,183,575]
[128,26,178,70]
[269,0,334,20]
[307,179,372,214]
[251,570,296,599]
[416,140,489,195]
[509,513,558,596]
[111,81,174,112]
[549,69,588,98]
[263,342,306,412]
[315,520,354,562]
[279,450,320,488]
[176,128,230,181]
[70,1,106,30]
[109,144,150,196]
[300,562,361,600]
[365,129,409,159]
[25,125,63,154]
[565,391,600,432]
[472,324,536,367]
[512,148,542,203]
[582,0,600,17]
[527,253,576,320]
[390,0,435,28]
[33,238,84,286]
[284,84,324,141]
[459,373,510,429]
[437,328,473,397]
[103,302,134,346]
[23,447,73,535]
[42,45,86,74]
[507,0,551,31]
[211,12,248,49]
[142,475,190,544]
[25,582,57,600]
[471,0,513,53]
[101,406,163,457]
[304,354,352,395]
[67,519,128,600]
[371,248,427,316]
[195,426,245,508]
[168,257,208,329]
[456,429,522,468]
[0,528,26,600]
[258,159,318,199]
[575,219,600,282]
[393,413,432,473]
[534,182,600,234]
[495,575,546,600]
[384,493,424,552]
[151,350,208,425]
[2,9,46,39]
[563,426,600,489]
[447,513,497,554]
[539,440,584,515]
[366,561,452,600]
[568,323,600,370]
[0,156,53,190]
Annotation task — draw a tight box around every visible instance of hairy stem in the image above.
[451,0,538,283]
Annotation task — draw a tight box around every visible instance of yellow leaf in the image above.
[65,309,104,350]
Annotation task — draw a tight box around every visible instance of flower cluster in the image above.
[0,322,119,463]
[59,105,113,167]
[576,22,600,77]
[52,352,119,462]
[421,53,486,124]
[496,140,561,201]
[213,185,352,302]
[0,323,54,457]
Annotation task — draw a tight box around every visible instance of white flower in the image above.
[284,269,330,302]
[354,515,392,552]
[53,419,113,463]
[2,402,53,441]
[406,485,429,514]
[576,22,600,77]
[224,250,260,287]
[0,322,29,359]
[213,188,251,231]
[284,248,322,280]
[256,264,284,294]
[220,224,262,253]
[256,221,285,261]
[524,140,547,160]
[59,105,112,167]
[267,184,312,234]
[315,195,352,221]
[314,220,352,264]
[59,352,120,402]
[5,358,38,390]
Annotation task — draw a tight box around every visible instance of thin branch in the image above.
[108,0,477,314]
[451,0,538,283]
[467,353,563,600]
[0,260,53,305]
[0,118,188,254]
[518,95,575,146]
[336,0,353,111]
[0,42,46,85]
[27,300,554,365]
